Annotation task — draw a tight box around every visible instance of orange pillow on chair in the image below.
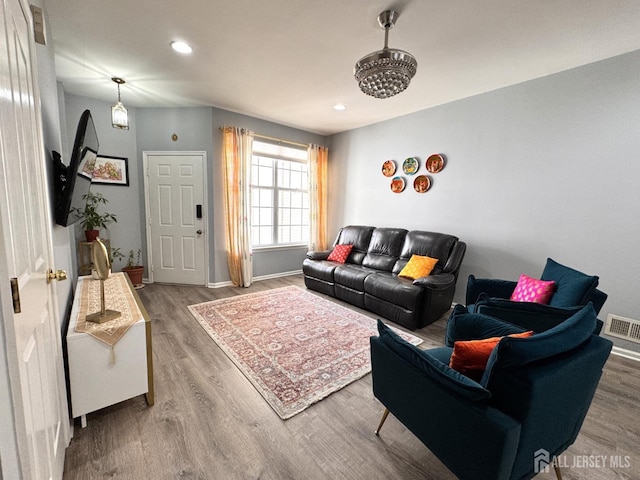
[449,331,534,381]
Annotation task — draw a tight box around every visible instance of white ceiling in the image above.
[46,0,640,136]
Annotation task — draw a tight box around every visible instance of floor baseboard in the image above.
[611,346,640,362]
[208,270,302,289]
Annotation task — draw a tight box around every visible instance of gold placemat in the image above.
[76,272,142,347]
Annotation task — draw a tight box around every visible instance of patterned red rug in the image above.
[188,286,424,419]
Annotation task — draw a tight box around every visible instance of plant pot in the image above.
[85,230,99,242]
[122,265,144,287]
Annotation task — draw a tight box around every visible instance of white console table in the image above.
[66,274,154,427]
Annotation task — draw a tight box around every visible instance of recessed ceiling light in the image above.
[333,104,347,111]
[170,41,193,54]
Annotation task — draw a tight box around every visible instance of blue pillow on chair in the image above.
[541,258,598,308]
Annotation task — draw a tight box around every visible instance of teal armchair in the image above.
[370,304,612,480]
[466,258,607,333]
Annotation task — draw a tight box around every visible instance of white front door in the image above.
[144,152,207,285]
[0,0,69,478]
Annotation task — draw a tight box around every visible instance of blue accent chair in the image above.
[466,258,607,334]
[370,304,612,480]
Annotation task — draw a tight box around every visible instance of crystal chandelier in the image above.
[354,10,417,99]
[111,77,129,130]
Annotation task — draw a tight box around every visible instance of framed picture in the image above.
[92,155,129,186]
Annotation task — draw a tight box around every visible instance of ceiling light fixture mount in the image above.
[354,10,417,99]
[111,77,129,130]
[170,41,193,54]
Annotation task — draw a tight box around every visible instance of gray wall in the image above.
[34,2,74,326]
[63,94,141,272]
[135,106,214,280]
[329,49,640,349]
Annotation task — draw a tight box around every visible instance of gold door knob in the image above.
[47,269,68,283]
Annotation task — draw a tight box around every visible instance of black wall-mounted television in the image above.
[53,109,99,227]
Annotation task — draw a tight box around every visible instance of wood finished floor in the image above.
[62,275,640,480]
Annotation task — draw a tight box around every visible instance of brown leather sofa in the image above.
[302,225,466,330]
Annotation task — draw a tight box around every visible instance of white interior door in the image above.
[0,0,69,478]
[144,152,207,285]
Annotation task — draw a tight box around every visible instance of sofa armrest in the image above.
[445,305,527,347]
[306,250,331,261]
[466,275,517,306]
[443,241,466,274]
[475,298,587,333]
[413,272,455,290]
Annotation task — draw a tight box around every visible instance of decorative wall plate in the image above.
[426,154,445,173]
[382,160,396,177]
[402,157,419,175]
[391,176,406,193]
[413,175,431,193]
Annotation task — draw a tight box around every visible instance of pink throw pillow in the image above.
[510,274,555,304]
[327,244,353,264]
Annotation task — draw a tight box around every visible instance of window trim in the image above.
[250,141,310,248]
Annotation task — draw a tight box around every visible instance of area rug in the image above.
[188,286,424,419]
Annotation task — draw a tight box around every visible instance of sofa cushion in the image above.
[334,226,375,265]
[327,244,353,263]
[510,274,555,304]
[399,254,439,280]
[334,264,377,291]
[364,272,425,311]
[394,231,457,274]
[362,228,407,272]
[541,258,598,308]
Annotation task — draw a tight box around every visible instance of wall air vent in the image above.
[604,314,640,344]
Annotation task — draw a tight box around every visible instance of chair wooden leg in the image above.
[375,408,390,436]
[553,458,563,480]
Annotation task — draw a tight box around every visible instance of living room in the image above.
[1,0,639,479]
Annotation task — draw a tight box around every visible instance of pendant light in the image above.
[111,77,129,130]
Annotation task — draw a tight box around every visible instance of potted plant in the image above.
[109,247,125,266]
[122,248,144,288]
[77,192,117,241]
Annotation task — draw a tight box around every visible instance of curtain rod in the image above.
[219,127,309,149]
[254,133,309,149]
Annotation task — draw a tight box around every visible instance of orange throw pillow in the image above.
[398,254,439,280]
[449,331,534,381]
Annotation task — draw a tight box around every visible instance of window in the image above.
[251,140,309,247]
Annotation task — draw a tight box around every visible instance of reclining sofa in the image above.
[302,225,466,330]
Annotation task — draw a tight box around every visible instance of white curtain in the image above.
[308,144,328,251]
[221,126,253,287]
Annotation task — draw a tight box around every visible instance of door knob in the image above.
[196,230,203,235]
[47,269,68,283]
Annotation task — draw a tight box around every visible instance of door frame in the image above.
[142,151,209,285]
